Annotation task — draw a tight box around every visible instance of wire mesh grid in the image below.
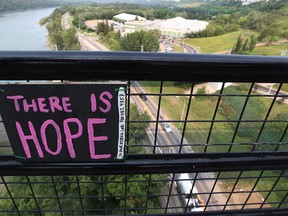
[0,53,287,215]
[0,170,288,215]
[0,79,287,215]
[127,81,288,155]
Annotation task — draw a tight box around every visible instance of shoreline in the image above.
[45,36,55,50]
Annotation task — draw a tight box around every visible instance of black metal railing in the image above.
[0,51,287,216]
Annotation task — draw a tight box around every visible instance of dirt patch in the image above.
[85,20,115,29]
[184,83,216,95]
[221,183,267,210]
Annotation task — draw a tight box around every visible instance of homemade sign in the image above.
[0,84,126,162]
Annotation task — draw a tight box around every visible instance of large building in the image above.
[86,15,209,38]
[151,17,209,38]
[125,17,209,38]
[241,0,261,5]
[113,13,146,22]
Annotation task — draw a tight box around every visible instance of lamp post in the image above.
[268,83,275,94]
[182,38,187,53]
[176,96,186,126]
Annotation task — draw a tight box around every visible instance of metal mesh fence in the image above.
[1,170,288,215]
[0,52,287,216]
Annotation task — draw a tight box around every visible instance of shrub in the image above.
[218,86,266,137]
[196,87,207,102]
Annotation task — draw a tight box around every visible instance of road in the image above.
[76,32,109,51]
[130,82,227,211]
[61,12,109,51]
[254,83,288,103]
[173,41,199,54]
[62,12,71,30]
[61,12,226,211]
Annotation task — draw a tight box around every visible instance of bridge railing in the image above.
[0,51,287,216]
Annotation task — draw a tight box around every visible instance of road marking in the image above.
[131,86,176,153]
[147,128,162,153]
[161,131,176,153]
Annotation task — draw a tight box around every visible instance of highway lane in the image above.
[61,12,109,51]
[76,32,109,51]
[61,11,226,210]
[61,12,71,30]
[130,81,227,211]
[173,41,199,54]
[131,81,193,154]
[254,83,288,103]
[130,86,183,213]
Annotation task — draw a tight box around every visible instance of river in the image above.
[0,7,55,50]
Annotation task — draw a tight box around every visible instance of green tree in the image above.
[0,103,163,215]
[129,104,150,145]
[218,85,266,138]
[120,30,159,52]
[196,87,207,102]
[96,20,112,36]
[153,8,176,19]
[45,9,80,51]
[232,34,257,54]
[242,38,249,51]
[254,112,288,151]
[62,28,81,50]
[148,29,162,38]
[106,31,121,41]
[249,34,257,51]
[0,0,62,12]
[232,34,243,54]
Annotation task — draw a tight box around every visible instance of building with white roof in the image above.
[84,15,208,38]
[113,13,146,22]
[241,0,261,5]
[124,17,208,38]
[152,17,209,38]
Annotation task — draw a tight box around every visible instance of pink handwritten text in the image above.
[16,118,111,160]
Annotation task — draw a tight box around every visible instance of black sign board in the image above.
[0,84,126,162]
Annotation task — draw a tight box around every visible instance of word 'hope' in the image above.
[16,118,111,160]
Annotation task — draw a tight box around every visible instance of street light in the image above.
[176,96,186,126]
[268,83,275,94]
[182,37,187,53]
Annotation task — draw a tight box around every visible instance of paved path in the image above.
[76,33,109,51]
[61,12,71,30]
[62,13,109,51]
[174,41,199,53]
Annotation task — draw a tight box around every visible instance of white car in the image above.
[162,122,172,133]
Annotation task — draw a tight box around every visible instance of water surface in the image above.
[0,7,55,50]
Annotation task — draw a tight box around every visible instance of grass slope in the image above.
[183,31,243,54]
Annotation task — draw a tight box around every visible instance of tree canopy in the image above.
[0,104,166,215]
[120,30,159,52]
[0,0,61,12]
[45,8,81,50]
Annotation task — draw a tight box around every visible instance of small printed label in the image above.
[117,87,126,159]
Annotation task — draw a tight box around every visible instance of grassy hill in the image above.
[182,30,288,56]
[183,31,242,54]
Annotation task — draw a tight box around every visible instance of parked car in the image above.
[139,93,147,101]
[162,122,172,133]
[166,46,173,52]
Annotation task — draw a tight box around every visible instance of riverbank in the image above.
[45,36,56,50]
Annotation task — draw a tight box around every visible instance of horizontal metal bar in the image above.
[0,51,288,82]
[151,208,288,216]
[0,208,287,216]
[1,153,287,176]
